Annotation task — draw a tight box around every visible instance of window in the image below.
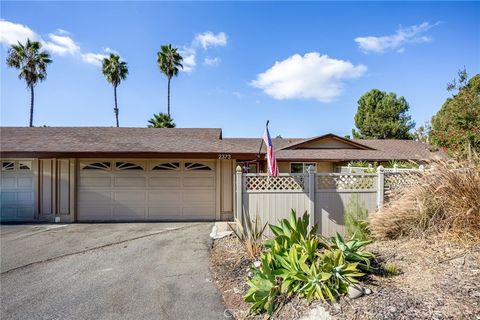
[290,163,316,173]
[1,161,15,171]
[152,162,180,171]
[115,162,144,171]
[82,162,111,170]
[185,162,213,171]
[19,161,32,170]
[237,161,259,173]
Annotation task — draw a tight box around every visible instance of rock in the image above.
[364,287,372,295]
[247,271,253,278]
[299,306,331,320]
[253,260,261,268]
[348,286,364,299]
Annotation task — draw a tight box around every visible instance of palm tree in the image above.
[147,112,176,128]
[157,44,183,117]
[102,53,128,127]
[6,39,52,127]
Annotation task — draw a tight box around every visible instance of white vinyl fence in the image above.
[235,165,423,237]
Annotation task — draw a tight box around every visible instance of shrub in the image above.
[369,157,480,243]
[244,210,374,315]
[383,262,399,276]
[228,215,267,258]
[344,195,371,241]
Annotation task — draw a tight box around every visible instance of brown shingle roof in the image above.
[0,127,228,153]
[0,127,438,160]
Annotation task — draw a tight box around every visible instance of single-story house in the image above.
[0,127,436,223]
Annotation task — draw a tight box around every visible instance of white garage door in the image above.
[77,160,216,221]
[0,160,35,221]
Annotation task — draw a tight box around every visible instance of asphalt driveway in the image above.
[1,223,227,320]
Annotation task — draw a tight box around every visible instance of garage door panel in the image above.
[114,177,146,187]
[148,191,181,202]
[17,191,33,202]
[17,207,34,218]
[1,177,16,187]
[183,177,215,187]
[149,177,181,187]
[1,192,16,202]
[17,177,34,187]
[183,190,216,202]
[78,190,113,203]
[78,207,112,220]
[80,177,112,187]
[147,207,182,219]
[113,207,146,218]
[182,206,215,218]
[114,191,146,203]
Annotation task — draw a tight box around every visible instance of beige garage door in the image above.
[77,160,216,221]
[0,160,35,221]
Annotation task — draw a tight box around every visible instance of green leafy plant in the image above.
[244,253,280,315]
[324,233,374,271]
[244,210,374,316]
[267,209,317,250]
[228,215,267,258]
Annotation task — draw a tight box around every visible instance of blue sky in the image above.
[1,1,479,138]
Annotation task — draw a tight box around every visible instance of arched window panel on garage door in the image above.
[184,162,213,171]
[81,162,112,170]
[151,162,180,171]
[19,161,32,171]
[1,161,15,171]
[115,161,144,171]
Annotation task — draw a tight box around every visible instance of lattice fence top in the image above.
[316,174,376,190]
[384,171,422,191]
[244,175,306,192]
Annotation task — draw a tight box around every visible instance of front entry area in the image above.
[77,159,217,221]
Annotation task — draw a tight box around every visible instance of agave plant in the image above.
[326,233,374,271]
[244,253,279,315]
[266,210,318,251]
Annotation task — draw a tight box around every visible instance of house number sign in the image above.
[218,154,231,160]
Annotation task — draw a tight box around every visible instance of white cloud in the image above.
[355,22,440,54]
[81,52,108,67]
[179,47,196,73]
[43,33,80,55]
[0,20,39,45]
[194,31,227,50]
[204,57,221,66]
[0,20,79,56]
[178,31,228,72]
[251,52,367,103]
[1,19,118,67]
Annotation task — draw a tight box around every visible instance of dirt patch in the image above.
[210,235,480,319]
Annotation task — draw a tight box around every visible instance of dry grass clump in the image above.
[369,157,480,243]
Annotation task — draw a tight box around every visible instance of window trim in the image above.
[184,162,213,171]
[290,162,317,173]
[151,162,180,171]
[115,161,144,171]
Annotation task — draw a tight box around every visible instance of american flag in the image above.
[263,122,279,177]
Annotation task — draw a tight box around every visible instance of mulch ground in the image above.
[209,235,480,320]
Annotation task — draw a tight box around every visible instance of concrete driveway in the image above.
[1,223,227,320]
